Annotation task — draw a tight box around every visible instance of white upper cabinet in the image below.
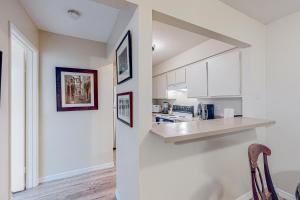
[153,73,168,99]
[167,70,176,86]
[157,74,168,99]
[175,67,186,84]
[152,76,158,99]
[153,51,241,99]
[207,51,241,96]
[167,68,186,86]
[186,62,208,98]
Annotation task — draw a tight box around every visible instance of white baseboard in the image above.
[277,188,295,200]
[236,191,252,200]
[115,190,121,200]
[235,188,295,200]
[40,162,114,183]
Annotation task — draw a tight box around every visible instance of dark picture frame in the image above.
[56,67,98,112]
[117,92,133,127]
[116,31,132,84]
[0,51,2,101]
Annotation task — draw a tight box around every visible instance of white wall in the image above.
[266,11,300,194]
[0,0,39,198]
[153,39,234,76]
[106,5,136,56]
[39,31,114,180]
[124,0,267,199]
[113,11,140,200]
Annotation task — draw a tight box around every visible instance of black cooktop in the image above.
[172,105,194,117]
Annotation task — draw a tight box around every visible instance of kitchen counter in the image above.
[151,117,275,144]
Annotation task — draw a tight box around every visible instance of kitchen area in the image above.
[151,19,274,143]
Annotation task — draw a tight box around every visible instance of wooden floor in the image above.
[13,167,116,200]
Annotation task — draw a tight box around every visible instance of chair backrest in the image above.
[248,144,279,200]
[296,183,300,200]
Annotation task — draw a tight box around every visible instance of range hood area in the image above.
[167,82,187,91]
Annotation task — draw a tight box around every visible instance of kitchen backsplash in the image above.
[153,90,242,117]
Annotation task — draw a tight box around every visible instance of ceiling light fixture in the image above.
[67,9,81,20]
[152,40,163,52]
[152,44,156,52]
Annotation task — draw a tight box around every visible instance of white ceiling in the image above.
[20,0,120,42]
[152,21,209,66]
[220,0,300,24]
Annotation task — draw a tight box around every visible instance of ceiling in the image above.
[152,21,209,66]
[20,0,120,42]
[220,0,300,24]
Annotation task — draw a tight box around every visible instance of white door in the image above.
[186,62,208,98]
[207,51,241,96]
[11,36,26,193]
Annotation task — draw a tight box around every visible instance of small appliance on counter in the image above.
[161,102,170,114]
[197,103,214,120]
[152,105,162,113]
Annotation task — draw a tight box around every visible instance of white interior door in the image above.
[11,36,26,193]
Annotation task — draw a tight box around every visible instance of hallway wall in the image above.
[0,0,39,198]
[39,31,114,180]
[107,10,140,200]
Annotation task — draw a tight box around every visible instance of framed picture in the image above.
[116,31,132,84]
[56,67,98,112]
[117,92,133,127]
[0,51,2,100]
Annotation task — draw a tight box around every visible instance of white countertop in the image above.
[151,117,275,144]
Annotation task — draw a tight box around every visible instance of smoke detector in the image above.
[67,9,81,20]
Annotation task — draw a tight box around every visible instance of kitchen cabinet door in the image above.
[175,67,186,84]
[167,71,176,86]
[152,76,158,99]
[186,62,208,98]
[208,51,241,96]
[154,74,168,99]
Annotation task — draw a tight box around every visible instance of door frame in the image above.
[9,23,39,189]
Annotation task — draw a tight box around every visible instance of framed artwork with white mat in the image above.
[56,67,98,112]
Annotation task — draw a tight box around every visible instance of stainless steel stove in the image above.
[154,105,194,123]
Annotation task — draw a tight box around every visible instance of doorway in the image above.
[10,23,39,193]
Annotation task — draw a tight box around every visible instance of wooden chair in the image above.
[248,144,285,200]
[296,183,300,200]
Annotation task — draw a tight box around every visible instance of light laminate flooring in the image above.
[13,167,116,200]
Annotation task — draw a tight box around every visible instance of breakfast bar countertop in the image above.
[151,117,275,144]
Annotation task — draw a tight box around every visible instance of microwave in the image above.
[152,105,162,113]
